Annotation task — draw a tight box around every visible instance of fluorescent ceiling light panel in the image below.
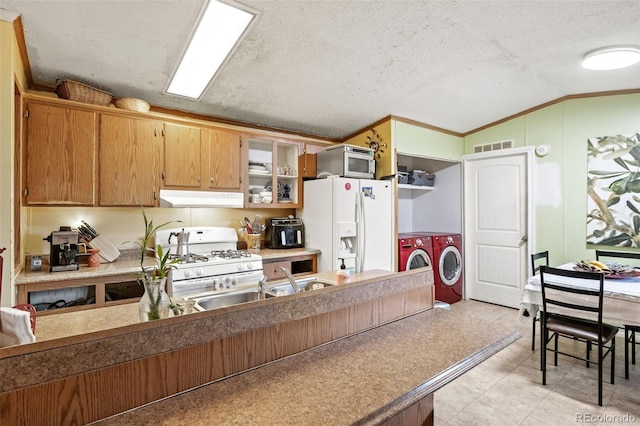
[582,46,640,70]
[167,0,255,99]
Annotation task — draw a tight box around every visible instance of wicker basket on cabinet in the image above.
[55,79,113,106]
[114,98,150,113]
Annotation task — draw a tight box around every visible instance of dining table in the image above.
[519,262,640,328]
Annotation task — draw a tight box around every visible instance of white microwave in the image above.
[316,144,376,179]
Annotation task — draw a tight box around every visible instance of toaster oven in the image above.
[265,218,305,249]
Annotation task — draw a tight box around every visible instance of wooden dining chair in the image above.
[529,251,549,351]
[540,265,617,406]
[595,249,640,380]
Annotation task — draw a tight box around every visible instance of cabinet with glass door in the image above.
[247,138,300,207]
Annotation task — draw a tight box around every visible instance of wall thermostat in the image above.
[535,144,551,157]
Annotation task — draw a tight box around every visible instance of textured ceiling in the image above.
[3,0,640,139]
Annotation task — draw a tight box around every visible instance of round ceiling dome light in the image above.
[582,46,640,70]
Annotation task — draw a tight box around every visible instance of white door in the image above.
[463,147,534,308]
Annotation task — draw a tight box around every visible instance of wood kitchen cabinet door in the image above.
[202,128,243,191]
[99,114,162,206]
[24,102,97,205]
[299,141,331,178]
[162,122,202,188]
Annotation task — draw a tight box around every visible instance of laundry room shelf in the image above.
[398,184,434,191]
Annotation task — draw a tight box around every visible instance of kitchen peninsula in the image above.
[0,269,520,425]
[96,304,519,425]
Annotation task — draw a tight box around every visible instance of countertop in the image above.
[15,248,321,285]
[14,258,152,285]
[32,269,392,342]
[94,301,521,425]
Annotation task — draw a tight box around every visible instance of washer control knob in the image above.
[416,238,423,247]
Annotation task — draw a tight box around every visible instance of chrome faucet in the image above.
[258,275,268,297]
[279,267,301,293]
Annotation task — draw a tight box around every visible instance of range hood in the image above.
[159,190,244,208]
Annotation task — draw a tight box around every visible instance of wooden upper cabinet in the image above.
[24,102,97,205]
[99,114,162,206]
[202,128,243,191]
[299,142,331,178]
[162,124,243,191]
[162,122,202,188]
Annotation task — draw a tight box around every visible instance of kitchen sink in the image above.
[193,290,275,311]
[269,277,336,296]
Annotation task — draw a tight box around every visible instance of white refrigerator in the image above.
[299,177,394,273]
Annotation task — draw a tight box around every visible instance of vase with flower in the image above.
[131,207,181,322]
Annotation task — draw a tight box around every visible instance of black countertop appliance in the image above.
[44,226,80,272]
[265,217,305,249]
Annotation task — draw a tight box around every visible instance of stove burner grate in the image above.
[170,253,210,264]
[210,249,251,260]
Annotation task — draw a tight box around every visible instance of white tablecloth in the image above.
[519,262,640,327]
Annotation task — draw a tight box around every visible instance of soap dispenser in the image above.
[337,258,350,284]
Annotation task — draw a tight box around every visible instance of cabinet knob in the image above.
[197,176,201,182]
[210,177,214,183]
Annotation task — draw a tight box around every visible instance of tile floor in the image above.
[434,300,640,425]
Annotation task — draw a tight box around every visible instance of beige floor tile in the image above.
[605,379,640,416]
[523,395,604,426]
[434,378,484,423]
[444,392,536,426]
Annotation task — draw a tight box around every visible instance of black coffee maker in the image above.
[44,226,80,272]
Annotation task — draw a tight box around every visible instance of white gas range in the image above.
[155,227,263,298]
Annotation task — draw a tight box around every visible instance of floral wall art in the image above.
[587,133,640,247]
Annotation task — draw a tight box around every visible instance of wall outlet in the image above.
[31,255,42,272]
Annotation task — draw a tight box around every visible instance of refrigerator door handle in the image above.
[354,190,361,273]
[359,191,365,273]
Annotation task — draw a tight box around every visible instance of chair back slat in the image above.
[595,249,640,262]
[544,282,600,297]
[545,298,600,313]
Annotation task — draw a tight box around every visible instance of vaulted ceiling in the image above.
[4,0,640,139]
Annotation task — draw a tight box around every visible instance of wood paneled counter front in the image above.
[97,303,520,425]
[0,269,519,425]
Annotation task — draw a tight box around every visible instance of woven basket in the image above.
[55,79,113,106]
[115,98,150,113]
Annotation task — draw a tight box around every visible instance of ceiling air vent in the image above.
[473,139,514,153]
